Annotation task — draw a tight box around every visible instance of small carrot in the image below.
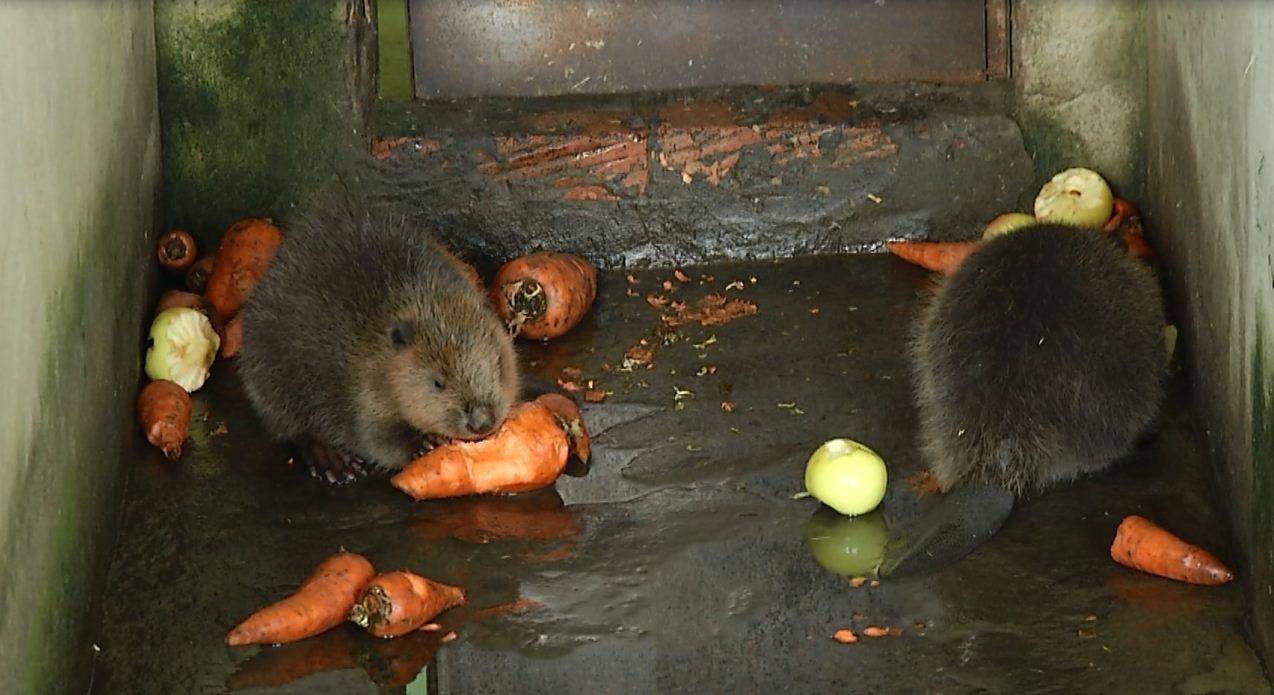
[157,229,198,272]
[832,628,858,644]
[1110,515,1234,585]
[205,217,284,320]
[137,379,192,460]
[886,240,982,275]
[185,256,215,294]
[226,551,376,646]
[390,397,574,500]
[490,251,598,340]
[221,314,244,359]
[348,570,466,639]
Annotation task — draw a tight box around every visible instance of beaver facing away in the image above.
[237,205,520,483]
[881,222,1168,576]
[910,221,1167,494]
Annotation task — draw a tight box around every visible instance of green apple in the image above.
[145,306,220,393]
[804,438,888,516]
[1034,167,1114,228]
[804,506,888,576]
[982,212,1036,240]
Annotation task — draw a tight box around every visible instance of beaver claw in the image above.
[412,433,447,460]
[294,437,370,484]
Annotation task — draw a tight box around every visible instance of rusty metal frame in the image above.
[985,0,1012,80]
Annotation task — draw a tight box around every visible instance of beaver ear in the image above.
[389,319,415,349]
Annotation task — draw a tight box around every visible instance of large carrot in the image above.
[390,396,575,500]
[348,571,466,638]
[226,551,376,646]
[205,217,284,320]
[137,379,192,461]
[886,240,982,275]
[490,251,598,340]
[157,229,198,272]
[1109,515,1233,585]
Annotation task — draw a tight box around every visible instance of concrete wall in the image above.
[1146,0,1274,665]
[154,0,372,252]
[0,2,161,693]
[1013,0,1147,200]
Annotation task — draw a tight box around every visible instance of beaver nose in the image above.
[465,405,496,436]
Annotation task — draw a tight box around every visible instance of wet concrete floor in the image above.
[94,254,1269,694]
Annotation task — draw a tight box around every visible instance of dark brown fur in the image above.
[909,222,1167,495]
[238,205,519,478]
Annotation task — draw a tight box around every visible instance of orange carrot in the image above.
[886,240,982,275]
[205,217,284,320]
[221,314,244,359]
[532,391,591,462]
[137,379,192,461]
[832,628,858,644]
[185,256,215,294]
[348,571,466,638]
[1104,198,1158,263]
[157,229,198,272]
[390,398,573,500]
[226,551,376,646]
[490,251,598,339]
[1110,515,1233,585]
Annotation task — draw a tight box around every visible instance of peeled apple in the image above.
[982,212,1036,240]
[145,306,220,392]
[1033,167,1114,228]
[804,438,888,516]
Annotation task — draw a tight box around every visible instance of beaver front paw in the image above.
[293,437,371,484]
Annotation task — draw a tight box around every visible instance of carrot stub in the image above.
[185,256,215,294]
[205,217,284,321]
[157,229,198,272]
[885,240,982,275]
[391,394,588,500]
[491,251,598,340]
[349,570,466,638]
[226,551,376,646]
[1109,515,1234,585]
[137,379,192,461]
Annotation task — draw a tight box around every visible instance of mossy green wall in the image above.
[154,0,368,251]
[1146,0,1274,667]
[0,2,161,692]
[1013,0,1148,200]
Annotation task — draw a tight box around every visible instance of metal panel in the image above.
[408,0,995,99]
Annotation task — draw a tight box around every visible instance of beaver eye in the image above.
[433,378,446,391]
[389,320,415,349]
